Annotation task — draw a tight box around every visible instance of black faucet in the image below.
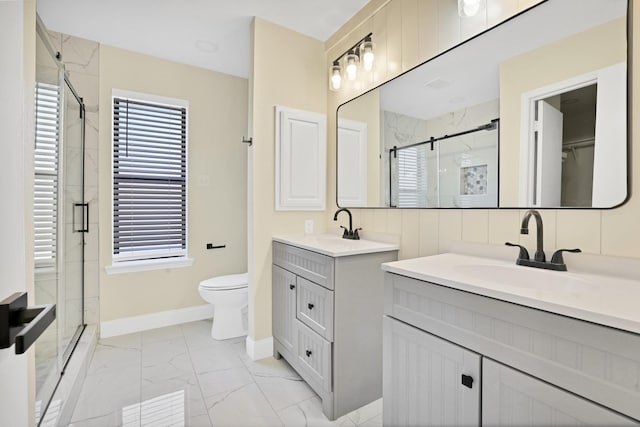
[521,209,546,262]
[505,209,581,272]
[333,208,361,240]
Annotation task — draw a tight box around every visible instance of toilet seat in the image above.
[199,273,248,291]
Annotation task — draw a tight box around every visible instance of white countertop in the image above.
[382,252,640,335]
[273,233,399,257]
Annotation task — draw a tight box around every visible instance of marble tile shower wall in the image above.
[383,99,499,208]
[47,30,100,326]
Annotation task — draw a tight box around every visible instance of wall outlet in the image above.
[304,219,314,234]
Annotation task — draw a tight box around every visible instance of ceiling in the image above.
[36,0,370,78]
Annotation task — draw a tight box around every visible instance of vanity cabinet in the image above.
[272,265,297,355]
[483,359,636,426]
[272,241,397,420]
[383,317,480,427]
[383,272,640,426]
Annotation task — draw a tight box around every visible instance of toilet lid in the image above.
[199,272,248,290]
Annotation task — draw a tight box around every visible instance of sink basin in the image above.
[272,234,399,257]
[454,263,596,292]
[382,251,640,335]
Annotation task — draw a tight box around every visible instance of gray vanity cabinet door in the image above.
[383,317,481,427]
[272,265,297,356]
[483,359,638,426]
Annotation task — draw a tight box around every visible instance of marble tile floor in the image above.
[69,320,382,426]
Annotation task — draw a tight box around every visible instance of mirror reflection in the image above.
[336,0,627,209]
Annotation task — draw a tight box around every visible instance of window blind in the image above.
[112,97,187,261]
[34,82,60,266]
[397,146,428,208]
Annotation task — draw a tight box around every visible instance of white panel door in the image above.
[383,317,481,427]
[536,100,563,207]
[1,2,33,426]
[275,106,326,210]
[483,359,638,426]
[337,119,367,207]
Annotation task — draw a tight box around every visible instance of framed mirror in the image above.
[336,0,628,209]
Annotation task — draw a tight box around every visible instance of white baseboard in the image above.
[246,335,273,361]
[100,304,214,338]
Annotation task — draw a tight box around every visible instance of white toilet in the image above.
[198,272,248,340]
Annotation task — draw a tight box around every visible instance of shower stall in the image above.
[387,119,500,208]
[34,20,87,425]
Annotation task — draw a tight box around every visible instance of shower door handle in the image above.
[1,292,56,354]
[73,203,89,233]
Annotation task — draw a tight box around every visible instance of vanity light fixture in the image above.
[328,32,374,92]
[330,61,342,90]
[458,0,481,17]
[345,50,359,80]
[361,36,375,71]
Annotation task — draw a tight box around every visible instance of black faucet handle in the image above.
[340,225,349,237]
[353,228,362,240]
[505,242,530,261]
[551,248,582,265]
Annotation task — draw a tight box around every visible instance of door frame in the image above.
[518,63,626,207]
[0,1,35,426]
[519,71,596,206]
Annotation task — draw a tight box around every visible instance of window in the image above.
[112,92,188,263]
[34,82,60,267]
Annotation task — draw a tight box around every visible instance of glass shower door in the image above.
[34,22,86,425]
[60,76,85,367]
[34,27,62,422]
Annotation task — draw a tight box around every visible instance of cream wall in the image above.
[499,17,626,205]
[325,0,637,266]
[98,46,248,321]
[248,18,327,341]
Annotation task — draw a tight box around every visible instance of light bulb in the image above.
[459,0,481,17]
[361,38,374,71]
[363,51,374,71]
[345,51,359,81]
[330,63,342,91]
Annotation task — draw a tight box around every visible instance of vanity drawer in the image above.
[273,242,334,290]
[297,276,334,341]
[295,320,332,392]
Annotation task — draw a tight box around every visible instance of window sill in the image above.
[105,257,194,275]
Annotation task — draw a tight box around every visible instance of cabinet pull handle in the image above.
[289,284,295,290]
[461,374,474,389]
[307,303,314,310]
[306,350,312,357]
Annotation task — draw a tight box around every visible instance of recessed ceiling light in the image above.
[195,40,219,53]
